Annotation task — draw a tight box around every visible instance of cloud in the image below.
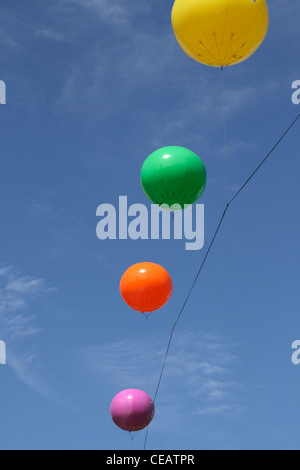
[35,29,68,42]
[59,0,143,25]
[81,330,243,420]
[6,276,53,296]
[8,350,53,400]
[55,28,177,114]
[0,265,57,399]
[0,28,19,48]
[196,403,242,416]
[0,266,55,339]
[82,338,156,389]
[25,193,96,262]
[28,199,55,216]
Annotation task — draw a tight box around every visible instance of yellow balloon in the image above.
[172,0,269,67]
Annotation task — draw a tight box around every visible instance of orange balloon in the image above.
[120,262,173,313]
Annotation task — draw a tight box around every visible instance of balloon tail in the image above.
[129,431,136,449]
[145,313,150,393]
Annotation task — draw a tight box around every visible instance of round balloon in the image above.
[141,146,207,209]
[120,262,173,313]
[110,389,155,432]
[171,0,269,67]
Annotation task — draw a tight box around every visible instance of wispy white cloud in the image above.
[0,265,58,399]
[82,338,156,388]
[150,77,282,152]
[0,28,19,47]
[8,350,54,401]
[0,267,54,339]
[72,0,127,22]
[56,29,177,114]
[28,199,55,216]
[81,330,243,420]
[6,276,53,296]
[196,403,242,416]
[25,193,96,262]
[35,29,68,42]
[59,0,146,25]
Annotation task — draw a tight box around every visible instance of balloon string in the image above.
[171,212,176,324]
[129,431,136,450]
[153,204,229,405]
[145,313,150,394]
[228,113,300,205]
[221,66,230,205]
[143,112,300,450]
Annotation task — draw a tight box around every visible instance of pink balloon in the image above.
[110,389,155,432]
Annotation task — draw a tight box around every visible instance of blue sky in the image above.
[0,0,300,450]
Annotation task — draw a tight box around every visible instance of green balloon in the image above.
[141,146,207,209]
